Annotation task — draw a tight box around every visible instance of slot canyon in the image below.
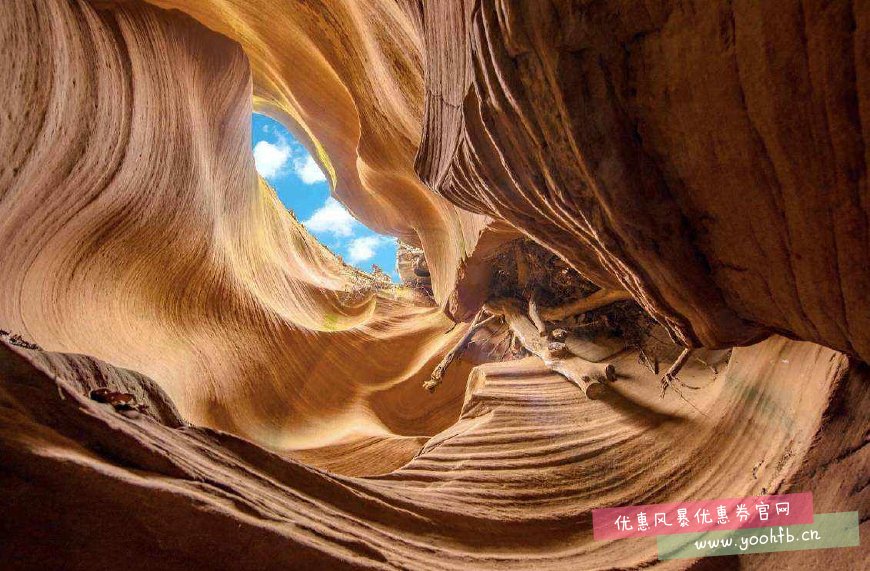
[0,0,867,569]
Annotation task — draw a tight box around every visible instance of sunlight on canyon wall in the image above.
[0,1,866,569]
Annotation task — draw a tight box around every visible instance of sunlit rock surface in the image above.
[0,1,866,569]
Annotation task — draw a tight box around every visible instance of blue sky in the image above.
[251,113,398,280]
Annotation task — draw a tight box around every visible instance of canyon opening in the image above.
[0,1,866,570]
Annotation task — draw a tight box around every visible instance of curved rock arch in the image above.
[0,1,866,569]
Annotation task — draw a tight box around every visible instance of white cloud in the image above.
[304,197,357,238]
[294,154,327,184]
[347,236,394,264]
[253,139,291,179]
[253,129,325,185]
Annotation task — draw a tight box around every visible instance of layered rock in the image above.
[416,0,869,360]
[1,335,865,569]
[0,0,867,569]
[0,0,475,462]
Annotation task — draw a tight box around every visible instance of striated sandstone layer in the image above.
[416,0,870,360]
[1,337,866,569]
[0,0,867,569]
[0,0,479,466]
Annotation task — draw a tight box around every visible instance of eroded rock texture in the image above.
[2,338,865,569]
[416,0,870,359]
[0,0,475,459]
[0,0,867,569]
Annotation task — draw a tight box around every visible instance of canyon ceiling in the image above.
[0,0,867,569]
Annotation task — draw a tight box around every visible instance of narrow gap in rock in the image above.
[251,113,400,282]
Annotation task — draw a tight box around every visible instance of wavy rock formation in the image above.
[0,0,867,569]
[416,0,869,359]
[2,337,865,569]
[0,0,477,463]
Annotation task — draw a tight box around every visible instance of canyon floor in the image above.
[1,0,867,569]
